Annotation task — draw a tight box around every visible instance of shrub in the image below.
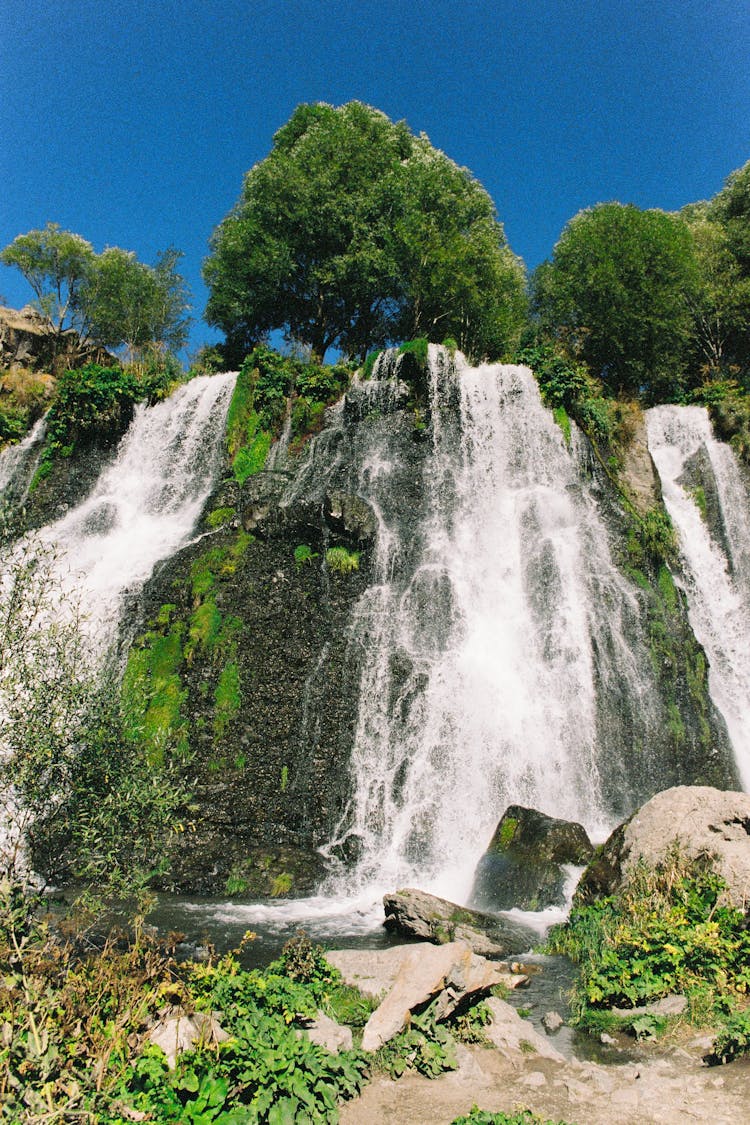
[326,545,360,574]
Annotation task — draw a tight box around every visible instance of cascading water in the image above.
[0,415,47,505]
[37,373,236,651]
[322,349,658,902]
[646,405,750,788]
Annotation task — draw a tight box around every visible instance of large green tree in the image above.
[532,202,699,399]
[203,101,527,362]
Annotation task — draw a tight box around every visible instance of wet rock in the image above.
[470,805,594,912]
[576,786,750,910]
[383,887,536,956]
[542,1010,564,1032]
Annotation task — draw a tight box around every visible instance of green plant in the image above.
[294,543,318,567]
[325,545,360,574]
[375,999,458,1079]
[547,848,750,1048]
[452,1110,573,1125]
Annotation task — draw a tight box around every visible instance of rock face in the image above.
[470,805,594,912]
[383,888,536,956]
[577,785,750,909]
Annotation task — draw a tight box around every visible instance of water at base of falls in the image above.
[647,405,750,788]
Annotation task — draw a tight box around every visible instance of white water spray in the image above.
[646,405,750,787]
[0,415,47,503]
[40,373,236,649]
[325,350,650,902]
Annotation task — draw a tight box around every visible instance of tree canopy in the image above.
[1,224,191,363]
[203,101,527,363]
[532,203,699,399]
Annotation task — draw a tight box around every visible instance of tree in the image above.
[204,101,527,362]
[1,225,191,364]
[533,203,699,399]
[680,204,750,374]
[0,222,95,356]
[78,246,191,361]
[710,159,750,273]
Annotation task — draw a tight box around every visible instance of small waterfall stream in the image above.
[16,374,236,652]
[646,405,750,787]
[0,415,47,505]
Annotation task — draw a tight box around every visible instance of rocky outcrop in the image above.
[470,806,594,912]
[382,888,536,956]
[577,786,750,909]
[327,941,527,1052]
[0,304,114,373]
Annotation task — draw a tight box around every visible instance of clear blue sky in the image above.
[1,0,748,357]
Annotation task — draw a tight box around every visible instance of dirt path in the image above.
[340,1039,750,1124]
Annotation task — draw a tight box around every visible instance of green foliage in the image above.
[533,202,699,400]
[1,223,191,363]
[213,660,241,738]
[204,101,527,363]
[0,222,95,349]
[709,1007,750,1065]
[325,545,360,574]
[375,999,458,1079]
[547,850,750,1051]
[122,616,190,766]
[398,335,429,366]
[451,1110,573,1125]
[0,539,187,905]
[206,506,236,529]
[79,245,191,359]
[693,378,750,465]
[361,349,382,379]
[552,405,571,445]
[294,543,318,567]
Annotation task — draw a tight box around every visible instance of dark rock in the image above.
[383,887,535,957]
[470,805,594,912]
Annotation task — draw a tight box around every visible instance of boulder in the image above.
[358,940,524,1052]
[383,887,536,956]
[470,805,594,912]
[299,1010,353,1053]
[483,996,565,1062]
[576,786,750,909]
[148,1008,229,1068]
[326,943,526,1004]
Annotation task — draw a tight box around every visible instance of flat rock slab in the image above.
[358,941,524,1052]
[327,943,526,1004]
[383,887,536,955]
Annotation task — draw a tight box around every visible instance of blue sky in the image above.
[1,0,748,357]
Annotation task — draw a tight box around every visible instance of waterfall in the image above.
[0,416,47,505]
[38,373,236,650]
[323,349,658,902]
[646,405,750,788]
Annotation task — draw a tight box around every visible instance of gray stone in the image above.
[542,1010,564,1032]
[383,887,536,956]
[300,1010,353,1053]
[577,786,750,910]
[360,940,522,1052]
[148,1008,229,1068]
[611,994,687,1019]
[483,996,565,1062]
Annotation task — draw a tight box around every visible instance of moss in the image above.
[326,546,360,574]
[361,349,382,379]
[552,405,572,446]
[121,621,189,766]
[213,659,241,738]
[206,506,236,529]
[187,596,222,657]
[496,816,518,851]
[657,564,678,611]
[233,429,271,483]
[271,872,293,897]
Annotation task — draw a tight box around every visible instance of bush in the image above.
[547,848,750,1054]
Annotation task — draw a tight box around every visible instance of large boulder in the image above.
[576,786,750,909]
[470,805,594,912]
[340,940,526,1052]
[383,888,536,956]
